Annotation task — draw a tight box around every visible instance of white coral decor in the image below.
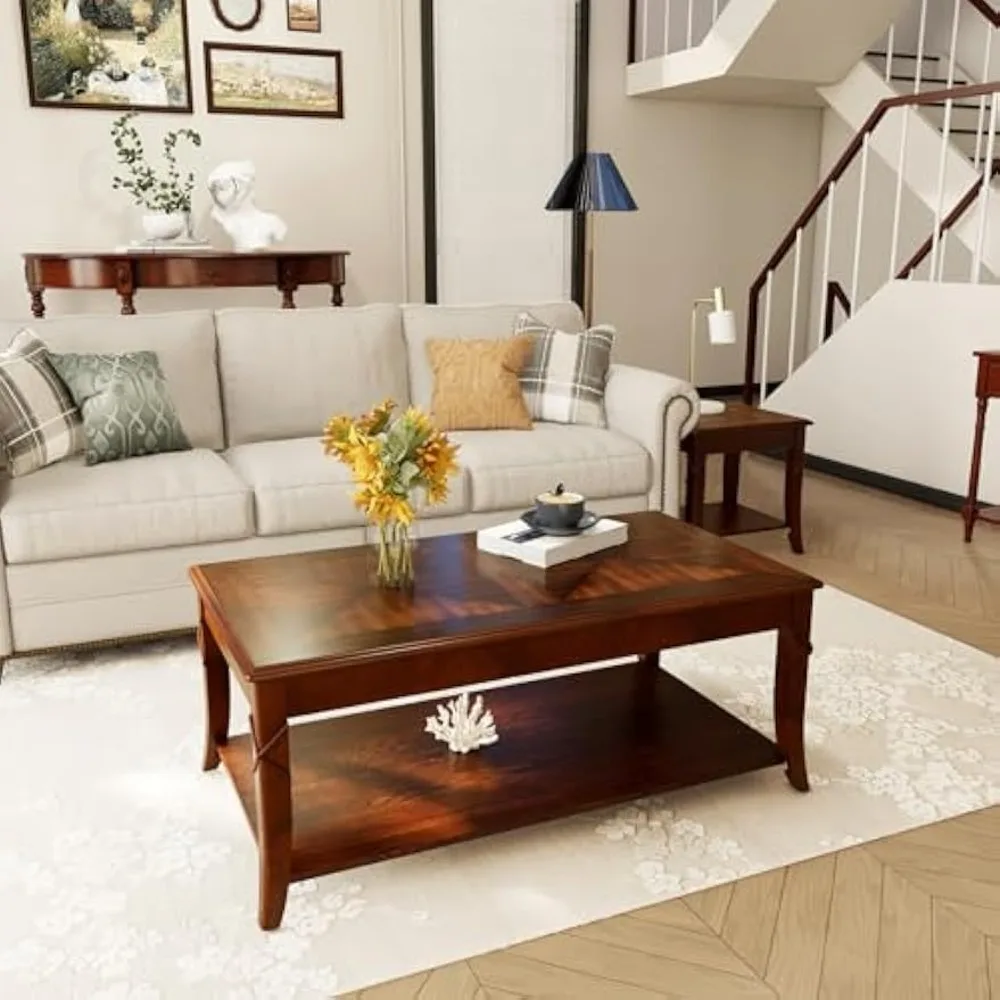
[425,692,499,754]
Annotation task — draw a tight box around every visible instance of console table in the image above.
[963,350,1000,542]
[22,249,349,318]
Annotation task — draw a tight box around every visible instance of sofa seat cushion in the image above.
[225,438,470,537]
[450,425,652,513]
[0,450,252,565]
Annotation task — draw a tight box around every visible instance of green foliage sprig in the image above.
[110,112,202,215]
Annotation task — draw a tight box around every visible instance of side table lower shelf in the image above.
[698,503,786,538]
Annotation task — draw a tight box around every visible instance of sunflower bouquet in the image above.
[322,400,459,588]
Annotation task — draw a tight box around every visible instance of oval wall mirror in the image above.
[211,0,263,31]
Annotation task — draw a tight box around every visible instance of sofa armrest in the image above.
[604,364,699,518]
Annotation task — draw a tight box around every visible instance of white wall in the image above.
[433,0,575,304]
[0,0,415,318]
[591,0,824,387]
[770,280,1000,501]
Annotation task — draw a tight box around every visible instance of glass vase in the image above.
[367,516,416,590]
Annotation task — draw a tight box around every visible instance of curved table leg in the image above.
[775,592,813,792]
[198,613,230,772]
[251,685,292,930]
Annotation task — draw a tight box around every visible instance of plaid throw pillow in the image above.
[0,330,82,477]
[515,313,615,428]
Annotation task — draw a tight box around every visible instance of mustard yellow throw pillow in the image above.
[426,337,534,431]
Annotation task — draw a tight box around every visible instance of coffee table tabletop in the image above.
[190,512,822,929]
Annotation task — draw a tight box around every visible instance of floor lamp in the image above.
[546,152,637,327]
[690,286,738,416]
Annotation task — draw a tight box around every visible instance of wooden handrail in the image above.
[964,0,1000,28]
[823,281,852,343]
[743,79,1000,402]
[897,160,1000,278]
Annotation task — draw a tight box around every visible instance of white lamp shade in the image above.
[707,309,738,346]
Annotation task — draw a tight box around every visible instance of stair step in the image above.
[891,75,971,85]
[926,100,990,109]
[867,50,941,61]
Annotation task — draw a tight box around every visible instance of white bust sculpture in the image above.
[207,160,287,252]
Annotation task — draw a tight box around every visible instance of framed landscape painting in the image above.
[204,43,342,119]
[19,0,192,112]
[287,0,321,33]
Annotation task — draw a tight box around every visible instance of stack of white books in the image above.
[476,517,628,569]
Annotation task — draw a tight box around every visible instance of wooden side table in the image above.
[682,402,811,554]
[963,350,1000,542]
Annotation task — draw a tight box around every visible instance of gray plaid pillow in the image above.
[515,313,615,428]
[0,330,83,477]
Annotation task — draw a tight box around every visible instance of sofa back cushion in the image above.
[0,311,224,450]
[401,302,585,410]
[216,305,409,447]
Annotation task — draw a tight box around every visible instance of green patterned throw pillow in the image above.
[49,351,190,466]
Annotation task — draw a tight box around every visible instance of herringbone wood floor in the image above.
[343,457,1000,999]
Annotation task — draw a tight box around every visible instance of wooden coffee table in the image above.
[190,512,821,929]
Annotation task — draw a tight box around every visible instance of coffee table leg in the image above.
[774,593,813,792]
[251,685,293,930]
[198,610,229,772]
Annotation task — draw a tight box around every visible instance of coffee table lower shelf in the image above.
[217,661,785,882]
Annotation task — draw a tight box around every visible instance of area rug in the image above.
[1,588,998,998]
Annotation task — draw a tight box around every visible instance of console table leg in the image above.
[251,686,292,930]
[331,283,344,307]
[964,398,989,543]
[29,289,45,319]
[785,428,806,554]
[722,453,740,516]
[775,593,812,792]
[198,613,230,772]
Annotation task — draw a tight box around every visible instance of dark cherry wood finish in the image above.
[22,250,349,318]
[683,403,811,554]
[191,513,820,930]
[963,351,1000,542]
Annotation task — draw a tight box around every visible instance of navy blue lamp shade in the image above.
[545,152,637,213]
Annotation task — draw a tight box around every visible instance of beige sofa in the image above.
[0,301,699,659]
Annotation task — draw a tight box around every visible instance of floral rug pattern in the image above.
[0,588,998,997]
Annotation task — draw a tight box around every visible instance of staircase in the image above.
[627,0,911,104]
[626,0,1000,500]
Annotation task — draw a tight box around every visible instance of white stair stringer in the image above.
[767,280,1000,502]
[628,0,911,106]
[821,59,1000,276]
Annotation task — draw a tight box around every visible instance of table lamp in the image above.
[546,152,637,326]
[690,286,738,416]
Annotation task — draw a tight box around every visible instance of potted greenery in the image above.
[110,111,202,242]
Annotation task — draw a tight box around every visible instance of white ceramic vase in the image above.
[141,212,186,242]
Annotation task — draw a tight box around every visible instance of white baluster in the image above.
[787,229,803,379]
[914,0,929,95]
[687,0,694,48]
[713,0,719,23]
[662,0,670,56]
[818,181,836,351]
[929,0,961,282]
[760,270,774,405]
[890,112,909,276]
[973,31,992,169]
[885,23,895,83]
[972,93,998,284]
[851,133,870,307]
[641,0,651,60]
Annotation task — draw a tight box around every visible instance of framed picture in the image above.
[19,0,193,113]
[287,0,321,33]
[204,43,342,119]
